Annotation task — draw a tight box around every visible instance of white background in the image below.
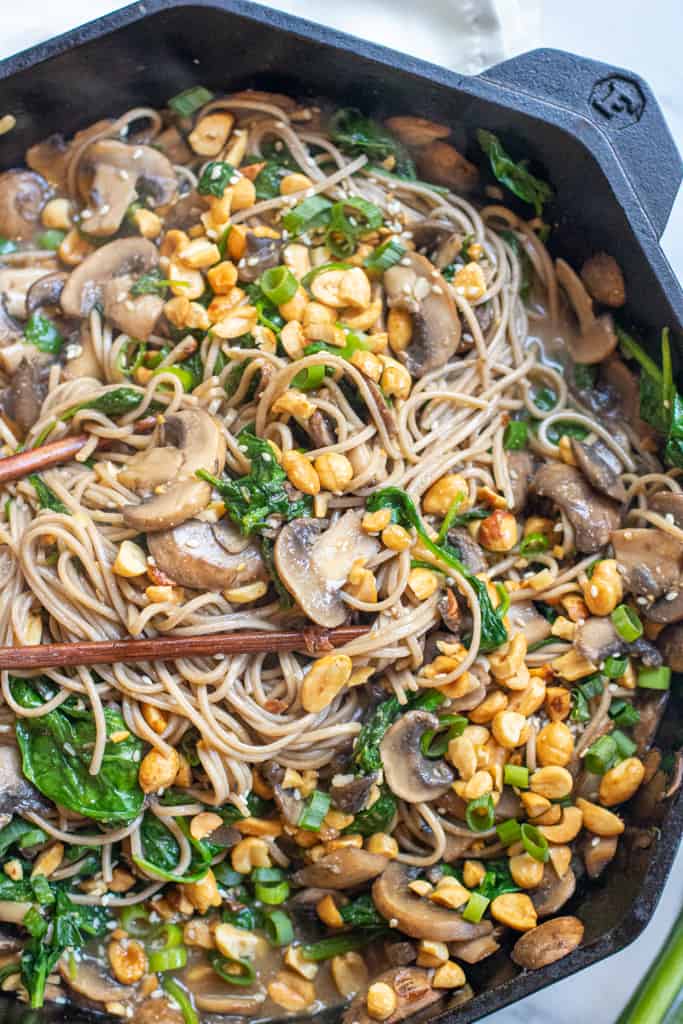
[1,2,682,1022]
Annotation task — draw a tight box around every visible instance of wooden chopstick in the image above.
[0,416,158,486]
[0,626,369,670]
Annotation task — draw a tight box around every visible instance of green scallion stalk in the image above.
[520,822,550,862]
[420,715,468,758]
[520,531,549,556]
[151,364,196,392]
[465,793,495,833]
[585,734,618,775]
[298,789,331,831]
[292,364,327,391]
[363,238,406,274]
[259,265,298,306]
[604,656,629,679]
[254,880,290,905]
[638,665,671,691]
[168,85,214,117]
[435,491,467,544]
[496,818,522,846]
[612,729,638,760]
[609,699,641,728]
[282,195,333,235]
[616,906,683,1024]
[162,977,198,1024]
[263,909,294,946]
[119,904,152,938]
[611,604,643,642]
[462,892,490,924]
[36,229,65,251]
[504,764,530,788]
[301,932,376,961]
[208,951,256,986]
[503,420,528,450]
[148,945,187,973]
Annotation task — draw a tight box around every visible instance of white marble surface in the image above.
[0,2,682,1022]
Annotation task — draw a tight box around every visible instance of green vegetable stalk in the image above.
[617,906,683,1024]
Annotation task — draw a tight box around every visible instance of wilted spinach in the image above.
[348,786,397,837]
[28,475,69,515]
[24,312,64,355]
[340,894,386,928]
[618,326,683,467]
[197,160,237,198]
[330,108,416,179]
[478,130,553,217]
[60,386,143,422]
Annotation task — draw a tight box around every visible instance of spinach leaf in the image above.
[474,859,519,901]
[260,140,301,172]
[24,312,64,355]
[130,269,186,297]
[0,818,39,858]
[28,475,69,514]
[12,679,144,823]
[253,162,287,200]
[501,229,533,300]
[223,905,263,931]
[477,130,553,217]
[197,427,312,536]
[340,894,385,928]
[573,363,598,391]
[546,420,589,445]
[260,535,294,608]
[531,385,557,412]
[244,282,285,334]
[220,792,272,825]
[330,108,416,179]
[197,161,237,198]
[140,812,180,872]
[348,786,397,837]
[352,689,445,775]
[618,326,683,466]
[60,387,143,422]
[366,487,507,652]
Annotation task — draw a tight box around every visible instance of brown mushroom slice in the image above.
[449,931,501,964]
[136,996,185,1024]
[2,357,50,434]
[64,322,105,381]
[148,518,266,591]
[531,865,576,917]
[512,916,584,969]
[649,491,683,529]
[26,134,71,190]
[555,258,618,364]
[342,967,440,1024]
[531,462,620,553]
[581,834,618,879]
[417,141,480,192]
[80,139,176,237]
[384,116,450,147]
[102,274,164,340]
[446,527,487,574]
[237,233,281,284]
[507,450,533,514]
[61,237,160,330]
[330,773,378,814]
[292,848,388,890]
[0,267,58,319]
[274,512,379,628]
[380,710,454,803]
[58,956,133,1003]
[574,616,623,665]
[122,409,226,532]
[570,439,627,503]
[581,253,625,308]
[633,692,668,753]
[507,601,552,647]
[657,623,683,672]
[0,901,33,924]
[611,527,683,599]
[373,863,492,941]
[384,251,461,378]
[0,170,48,240]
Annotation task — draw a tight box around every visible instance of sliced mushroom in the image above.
[308,409,336,448]
[148,518,266,591]
[194,992,265,1016]
[555,258,618,364]
[417,141,479,192]
[384,251,461,377]
[384,939,418,966]
[657,622,683,672]
[531,865,576,917]
[0,300,21,346]
[532,462,620,553]
[292,848,388,890]
[58,957,133,1004]
[26,134,71,190]
[580,253,625,308]
[0,170,48,240]
[449,931,501,964]
[121,409,226,532]
[2,356,49,433]
[512,917,584,969]
[274,512,379,628]
[0,266,58,319]
[272,783,304,827]
[507,450,533,514]
[570,439,627,502]
[410,219,460,269]
[580,835,618,879]
[237,233,281,284]
[25,271,67,316]
[611,527,683,599]
[330,773,377,814]
[574,616,622,665]
[0,901,33,924]
[367,378,398,437]
[80,139,176,237]
[380,710,454,803]
[649,491,683,529]
[64,321,104,380]
[507,601,552,647]
[384,117,450,147]
[342,967,440,1024]
[446,527,487,574]
[372,862,492,941]
[102,274,165,340]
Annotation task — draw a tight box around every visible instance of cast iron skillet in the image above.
[0,2,682,1021]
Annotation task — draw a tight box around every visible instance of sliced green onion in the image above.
[148,945,187,973]
[36,229,65,251]
[168,85,214,117]
[301,262,353,291]
[465,793,495,833]
[213,863,243,887]
[612,729,638,760]
[604,655,628,679]
[584,734,618,775]
[503,420,528,450]
[162,977,198,1024]
[30,875,54,906]
[197,160,237,198]
[495,582,511,619]
[251,867,284,884]
[208,951,256,986]
[611,604,643,642]
[292,364,326,391]
[420,714,468,758]
[298,789,331,831]
[462,892,490,924]
[435,491,467,544]
[520,531,549,556]
[637,665,671,691]
[520,822,549,862]
[260,266,298,306]
[609,699,641,728]
[255,880,289,905]
[504,764,530,788]
[119,904,151,938]
[151,364,196,392]
[263,909,294,946]
[301,932,375,961]
[282,195,333,236]
[364,238,406,274]
[496,818,522,846]
[148,922,184,950]
[18,828,47,849]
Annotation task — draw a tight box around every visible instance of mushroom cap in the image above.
[80,139,176,237]
[531,461,620,553]
[511,916,584,970]
[570,439,626,502]
[292,847,388,890]
[372,862,493,941]
[342,967,440,1024]
[507,450,533,513]
[26,271,68,316]
[380,709,454,803]
[384,251,461,378]
[417,141,480,193]
[3,356,49,434]
[122,409,226,532]
[449,931,501,964]
[148,518,266,591]
[574,616,623,665]
[632,691,668,752]
[274,511,379,628]
[102,274,164,340]
[580,835,618,879]
[657,622,683,673]
[530,865,576,917]
[650,491,683,529]
[58,957,133,1004]
[26,134,71,190]
[611,527,683,599]
[446,527,487,574]
[506,601,552,648]
[0,266,59,319]
[0,170,48,240]
[581,252,625,309]
[556,258,618,364]
[237,233,281,284]
[61,237,159,319]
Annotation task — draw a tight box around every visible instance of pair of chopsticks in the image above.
[0,427,368,669]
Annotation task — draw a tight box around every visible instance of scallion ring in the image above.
[259,265,298,306]
[520,822,550,862]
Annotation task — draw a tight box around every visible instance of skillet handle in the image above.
[480,48,682,240]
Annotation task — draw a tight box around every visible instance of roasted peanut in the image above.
[301,654,353,712]
[536,721,574,767]
[576,797,625,836]
[381,524,412,551]
[367,982,397,1020]
[331,951,368,996]
[231,837,272,874]
[417,939,449,968]
[490,892,537,931]
[108,939,147,985]
[387,307,413,353]
[422,474,470,517]
[282,450,320,496]
[582,559,622,616]
[268,970,316,1011]
[539,806,583,843]
[433,961,467,989]
[510,853,545,889]
[138,747,179,793]
[314,453,354,493]
[478,510,518,552]
[183,868,221,913]
[491,710,528,750]
[545,686,572,722]
[599,757,645,807]
[407,567,440,600]
[468,689,508,724]
[463,860,486,889]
